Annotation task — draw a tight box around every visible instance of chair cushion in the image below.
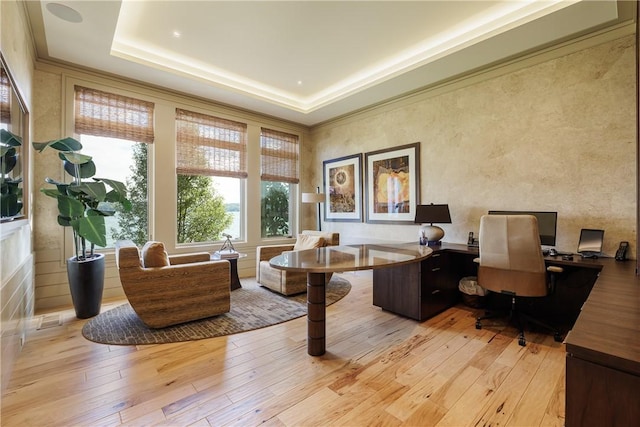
[293,234,324,251]
[141,241,170,268]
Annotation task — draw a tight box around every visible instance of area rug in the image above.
[82,276,350,345]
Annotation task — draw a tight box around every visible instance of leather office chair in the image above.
[475,214,563,346]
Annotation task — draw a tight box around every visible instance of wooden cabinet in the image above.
[373,251,462,321]
[421,252,458,319]
[566,355,640,426]
[564,258,640,427]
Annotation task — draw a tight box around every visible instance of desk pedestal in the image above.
[307,272,327,356]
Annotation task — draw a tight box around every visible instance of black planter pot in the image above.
[67,253,105,319]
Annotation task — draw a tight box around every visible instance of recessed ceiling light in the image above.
[297,81,303,86]
[46,2,83,23]
[172,30,182,38]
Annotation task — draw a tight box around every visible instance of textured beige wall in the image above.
[0,0,36,394]
[311,35,636,258]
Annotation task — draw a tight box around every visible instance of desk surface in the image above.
[269,242,433,273]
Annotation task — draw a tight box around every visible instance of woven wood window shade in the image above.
[74,86,154,143]
[0,66,10,124]
[260,128,299,184]
[176,109,248,178]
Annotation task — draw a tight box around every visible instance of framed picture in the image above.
[365,142,420,224]
[323,153,363,222]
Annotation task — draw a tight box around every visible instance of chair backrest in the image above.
[301,230,340,246]
[478,214,548,297]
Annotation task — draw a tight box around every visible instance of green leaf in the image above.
[73,181,107,201]
[32,137,82,153]
[98,178,127,195]
[0,129,22,146]
[76,216,107,247]
[61,151,92,164]
[0,146,16,156]
[94,201,116,216]
[63,158,96,179]
[57,215,73,227]
[57,194,85,219]
[41,188,61,198]
[1,148,17,175]
[4,177,22,185]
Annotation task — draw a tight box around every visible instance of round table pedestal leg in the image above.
[307,272,326,356]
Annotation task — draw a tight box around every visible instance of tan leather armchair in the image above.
[474,215,563,346]
[256,231,340,295]
[115,240,231,328]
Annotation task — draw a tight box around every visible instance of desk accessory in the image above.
[615,241,628,261]
[467,231,479,247]
[415,203,451,246]
[214,233,239,259]
[577,228,604,259]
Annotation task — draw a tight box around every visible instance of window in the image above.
[74,86,154,247]
[260,128,299,238]
[175,108,247,244]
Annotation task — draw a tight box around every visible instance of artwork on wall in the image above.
[323,153,363,222]
[365,142,420,224]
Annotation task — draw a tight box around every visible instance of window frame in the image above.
[63,79,156,259]
[61,78,307,259]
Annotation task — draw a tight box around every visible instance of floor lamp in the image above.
[302,187,325,231]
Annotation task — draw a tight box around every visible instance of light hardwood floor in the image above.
[1,271,565,426]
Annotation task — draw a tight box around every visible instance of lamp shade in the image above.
[302,192,325,204]
[414,204,452,224]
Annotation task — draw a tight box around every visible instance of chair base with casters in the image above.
[475,291,563,346]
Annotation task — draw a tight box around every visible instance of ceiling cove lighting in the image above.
[111,0,574,113]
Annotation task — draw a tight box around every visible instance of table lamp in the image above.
[302,187,325,231]
[415,204,451,246]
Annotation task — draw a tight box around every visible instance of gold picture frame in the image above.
[365,142,420,224]
[323,153,363,222]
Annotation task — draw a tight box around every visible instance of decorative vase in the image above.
[66,253,105,319]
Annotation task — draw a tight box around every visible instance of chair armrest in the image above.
[546,265,563,294]
[257,244,295,262]
[135,259,230,284]
[169,252,211,265]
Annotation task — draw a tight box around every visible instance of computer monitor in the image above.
[488,210,558,246]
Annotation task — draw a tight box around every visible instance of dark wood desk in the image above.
[563,257,640,426]
[372,242,602,325]
[269,243,433,356]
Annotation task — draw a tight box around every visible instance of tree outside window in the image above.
[176,109,246,244]
[260,128,299,238]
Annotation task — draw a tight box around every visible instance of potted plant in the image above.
[33,136,132,318]
[1,129,23,219]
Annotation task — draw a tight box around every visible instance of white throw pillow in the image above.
[293,234,324,251]
[141,241,170,268]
